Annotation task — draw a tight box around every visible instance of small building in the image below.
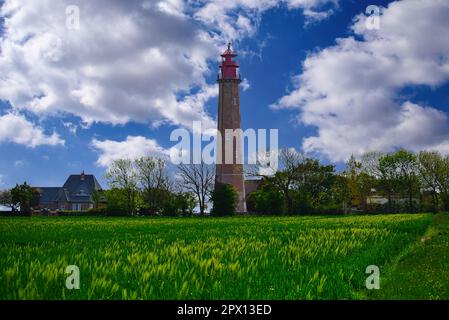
[35,171,103,212]
[366,188,419,207]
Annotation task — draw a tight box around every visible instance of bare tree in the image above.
[361,151,383,179]
[245,149,279,178]
[177,163,215,215]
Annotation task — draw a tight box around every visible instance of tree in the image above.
[160,192,197,216]
[211,183,237,216]
[418,152,449,211]
[135,157,170,191]
[394,150,420,212]
[90,189,105,209]
[269,148,304,214]
[250,148,335,214]
[177,162,215,215]
[378,153,401,212]
[278,155,335,214]
[105,159,138,215]
[361,151,383,179]
[247,181,285,215]
[135,157,172,215]
[104,188,129,215]
[436,156,449,211]
[345,155,375,211]
[0,189,18,212]
[10,182,39,214]
[378,150,419,212]
[418,151,442,211]
[294,157,335,210]
[175,192,197,216]
[331,175,351,214]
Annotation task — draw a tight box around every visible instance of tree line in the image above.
[102,157,235,216]
[1,149,449,216]
[247,149,449,215]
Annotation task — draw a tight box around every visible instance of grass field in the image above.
[0,213,443,300]
[371,213,449,299]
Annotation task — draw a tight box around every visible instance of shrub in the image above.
[88,207,107,216]
[104,188,131,215]
[247,184,285,215]
[211,183,237,216]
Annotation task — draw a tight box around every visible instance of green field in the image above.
[0,213,444,300]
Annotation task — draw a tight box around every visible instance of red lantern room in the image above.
[219,43,240,80]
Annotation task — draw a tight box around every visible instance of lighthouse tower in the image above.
[215,43,247,213]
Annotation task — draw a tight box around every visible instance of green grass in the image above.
[370,213,449,300]
[0,214,436,300]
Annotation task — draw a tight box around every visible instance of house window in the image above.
[60,204,65,211]
[72,203,82,211]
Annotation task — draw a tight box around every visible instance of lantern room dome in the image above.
[219,43,239,80]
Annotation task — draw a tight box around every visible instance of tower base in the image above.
[215,173,247,214]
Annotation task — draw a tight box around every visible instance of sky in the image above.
[1,0,449,189]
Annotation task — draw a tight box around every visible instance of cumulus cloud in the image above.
[0,113,65,147]
[0,0,339,129]
[0,0,218,128]
[91,136,170,167]
[194,0,339,41]
[273,0,449,162]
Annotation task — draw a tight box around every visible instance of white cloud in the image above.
[91,136,170,167]
[0,0,339,130]
[0,0,217,128]
[0,113,65,147]
[273,0,449,162]
[241,78,251,91]
[285,0,338,22]
[194,0,339,41]
[14,160,24,168]
[62,121,78,135]
[156,0,186,18]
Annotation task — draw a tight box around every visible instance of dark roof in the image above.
[62,174,103,203]
[36,187,61,204]
[58,188,69,202]
[36,173,103,204]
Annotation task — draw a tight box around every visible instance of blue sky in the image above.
[1,0,449,189]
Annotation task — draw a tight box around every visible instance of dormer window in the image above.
[74,189,88,196]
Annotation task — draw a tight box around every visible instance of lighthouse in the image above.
[215,43,247,213]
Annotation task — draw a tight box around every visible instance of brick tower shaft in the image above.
[216,44,246,213]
